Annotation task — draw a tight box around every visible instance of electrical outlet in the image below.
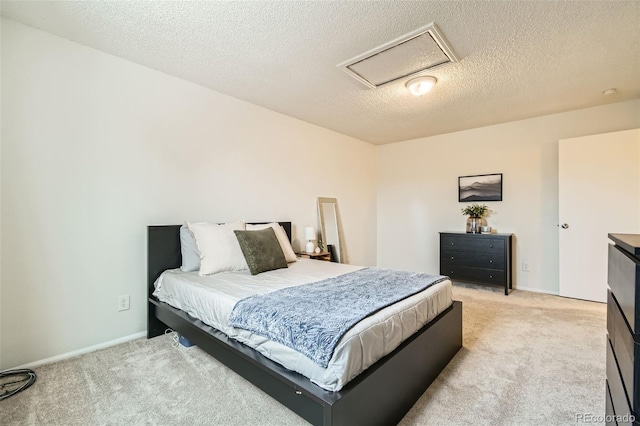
[118,294,130,312]
[522,262,530,272]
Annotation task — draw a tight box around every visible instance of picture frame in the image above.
[458,173,502,202]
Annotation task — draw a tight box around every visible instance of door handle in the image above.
[561,223,569,229]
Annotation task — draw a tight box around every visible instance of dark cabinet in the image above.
[607,233,640,426]
[439,232,513,295]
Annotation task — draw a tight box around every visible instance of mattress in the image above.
[153,258,452,391]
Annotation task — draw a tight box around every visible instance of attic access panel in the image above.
[338,23,458,89]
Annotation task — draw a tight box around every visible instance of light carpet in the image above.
[1,284,606,425]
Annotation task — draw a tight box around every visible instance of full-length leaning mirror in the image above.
[317,197,347,263]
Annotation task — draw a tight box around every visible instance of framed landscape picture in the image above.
[458,173,502,202]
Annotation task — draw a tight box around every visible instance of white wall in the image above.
[0,18,377,369]
[377,99,640,294]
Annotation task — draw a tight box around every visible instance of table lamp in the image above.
[304,227,316,253]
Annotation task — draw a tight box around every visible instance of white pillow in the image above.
[187,221,248,275]
[246,223,297,263]
[180,224,201,272]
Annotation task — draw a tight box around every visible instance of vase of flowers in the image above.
[461,204,489,234]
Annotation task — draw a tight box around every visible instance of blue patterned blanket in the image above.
[228,268,448,368]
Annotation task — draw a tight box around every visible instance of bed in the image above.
[147,222,462,426]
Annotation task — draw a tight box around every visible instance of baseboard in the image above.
[12,331,147,370]
[512,285,559,295]
[453,281,559,296]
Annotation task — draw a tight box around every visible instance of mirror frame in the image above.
[317,197,347,263]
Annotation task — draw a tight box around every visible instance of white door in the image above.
[559,129,640,302]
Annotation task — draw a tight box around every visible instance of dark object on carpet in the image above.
[0,369,37,401]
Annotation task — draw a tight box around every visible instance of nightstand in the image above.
[297,252,332,261]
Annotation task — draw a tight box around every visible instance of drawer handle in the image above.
[489,275,493,279]
[295,390,302,395]
[450,256,454,260]
[451,242,454,246]
[489,245,494,248]
[489,260,493,263]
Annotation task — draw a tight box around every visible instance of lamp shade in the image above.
[304,227,316,254]
[304,227,316,241]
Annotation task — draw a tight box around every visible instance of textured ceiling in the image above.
[2,1,639,145]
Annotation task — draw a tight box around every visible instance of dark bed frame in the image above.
[147,223,462,426]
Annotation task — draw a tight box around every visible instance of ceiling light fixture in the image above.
[406,76,437,96]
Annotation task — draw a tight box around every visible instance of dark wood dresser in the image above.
[607,233,640,426]
[439,232,513,295]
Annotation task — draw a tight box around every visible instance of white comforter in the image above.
[153,259,452,391]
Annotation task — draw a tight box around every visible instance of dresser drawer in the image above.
[444,265,506,286]
[441,235,505,253]
[441,250,506,269]
[607,338,634,423]
[608,291,640,415]
[608,243,640,334]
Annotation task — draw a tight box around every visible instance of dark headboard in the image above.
[147,222,292,301]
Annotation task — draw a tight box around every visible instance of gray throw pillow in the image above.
[234,228,288,275]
